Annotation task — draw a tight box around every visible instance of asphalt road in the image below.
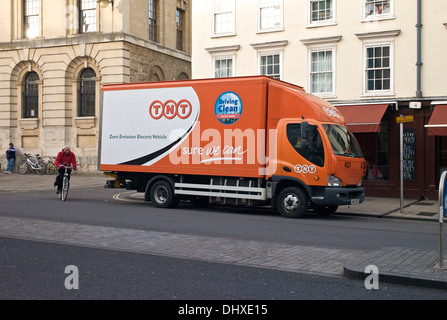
[2,237,447,301]
[0,185,446,301]
[0,186,439,252]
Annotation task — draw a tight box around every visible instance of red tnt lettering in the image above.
[149,99,192,120]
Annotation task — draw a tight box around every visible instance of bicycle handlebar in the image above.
[59,164,74,169]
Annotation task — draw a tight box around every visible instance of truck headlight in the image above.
[327,175,342,187]
[358,179,362,187]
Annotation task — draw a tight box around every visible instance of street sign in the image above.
[396,115,414,123]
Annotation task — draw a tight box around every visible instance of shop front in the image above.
[335,102,446,200]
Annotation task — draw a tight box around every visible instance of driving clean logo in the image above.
[215,91,243,125]
[149,99,192,120]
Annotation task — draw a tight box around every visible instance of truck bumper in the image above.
[311,187,365,207]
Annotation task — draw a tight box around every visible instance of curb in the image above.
[343,248,447,290]
[343,263,447,290]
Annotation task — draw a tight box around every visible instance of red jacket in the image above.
[55,151,77,170]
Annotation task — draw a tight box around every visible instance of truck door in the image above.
[281,121,326,186]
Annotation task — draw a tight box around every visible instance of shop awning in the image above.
[426,104,447,136]
[334,104,389,133]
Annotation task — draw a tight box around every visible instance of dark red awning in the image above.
[334,104,389,133]
[426,104,447,136]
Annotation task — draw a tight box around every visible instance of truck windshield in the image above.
[322,124,362,158]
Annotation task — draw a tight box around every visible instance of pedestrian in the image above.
[54,145,77,194]
[5,143,16,174]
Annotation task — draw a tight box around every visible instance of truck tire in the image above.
[150,180,179,208]
[277,187,308,218]
[313,205,338,215]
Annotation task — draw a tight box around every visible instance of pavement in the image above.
[1,170,446,291]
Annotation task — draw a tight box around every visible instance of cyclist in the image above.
[54,145,77,194]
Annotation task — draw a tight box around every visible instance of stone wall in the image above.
[0,36,191,173]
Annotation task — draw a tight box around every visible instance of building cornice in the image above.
[355,29,401,40]
[250,40,288,49]
[205,45,240,53]
[0,33,191,62]
[300,35,342,46]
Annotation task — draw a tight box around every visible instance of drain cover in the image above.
[417,212,436,216]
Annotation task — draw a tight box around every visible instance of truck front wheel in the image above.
[150,180,179,208]
[277,187,308,218]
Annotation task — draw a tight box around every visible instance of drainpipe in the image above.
[416,0,423,98]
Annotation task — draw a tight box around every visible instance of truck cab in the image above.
[272,118,365,218]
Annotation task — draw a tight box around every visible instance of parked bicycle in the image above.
[59,163,73,201]
[45,156,57,175]
[17,153,47,175]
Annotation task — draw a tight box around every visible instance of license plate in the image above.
[351,199,360,205]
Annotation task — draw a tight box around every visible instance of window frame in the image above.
[23,71,39,118]
[257,0,284,33]
[307,0,336,27]
[212,0,236,37]
[23,0,40,39]
[362,39,394,96]
[308,45,336,98]
[362,0,394,21]
[176,8,185,51]
[258,51,282,80]
[79,0,97,33]
[149,0,158,42]
[79,68,96,117]
[213,54,235,78]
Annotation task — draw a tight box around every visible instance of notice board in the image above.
[402,127,416,181]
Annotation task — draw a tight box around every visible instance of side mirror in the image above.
[301,121,309,140]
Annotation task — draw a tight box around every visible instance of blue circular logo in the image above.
[214,91,243,125]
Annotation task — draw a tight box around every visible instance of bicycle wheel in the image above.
[46,161,56,175]
[17,160,29,175]
[35,160,47,175]
[61,177,69,201]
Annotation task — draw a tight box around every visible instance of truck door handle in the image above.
[283,166,292,172]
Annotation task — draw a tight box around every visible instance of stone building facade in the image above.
[192,0,447,200]
[0,0,191,172]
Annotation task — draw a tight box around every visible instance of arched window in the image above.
[79,68,96,116]
[24,71,39,118]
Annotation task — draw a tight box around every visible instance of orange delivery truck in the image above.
[99,76,366,218]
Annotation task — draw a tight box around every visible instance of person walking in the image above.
[5,143,16,174]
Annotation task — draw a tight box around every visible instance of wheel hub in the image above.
[155,186,168,203]
[283,194,299,212]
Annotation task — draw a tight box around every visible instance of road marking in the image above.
[112,191,143,202]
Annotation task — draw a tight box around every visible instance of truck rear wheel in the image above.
[277,187,308,218]
[150,180,179,208]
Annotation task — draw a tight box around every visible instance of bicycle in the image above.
[46,157,57,175]
[17,153,47,175]
[58,164,74,201]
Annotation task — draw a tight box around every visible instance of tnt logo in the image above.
[149,99,192,120]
